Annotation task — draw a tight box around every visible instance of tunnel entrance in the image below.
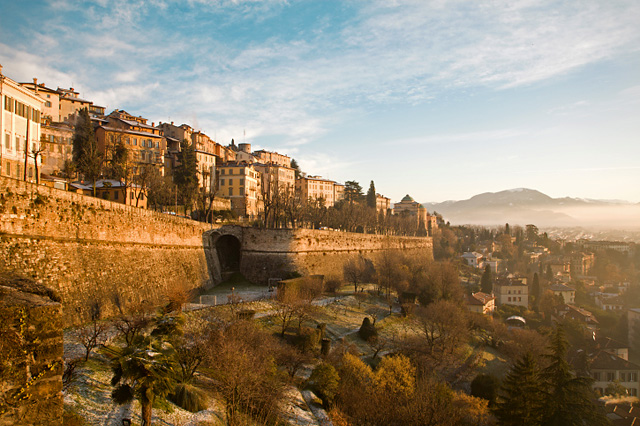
[216,234,241,274]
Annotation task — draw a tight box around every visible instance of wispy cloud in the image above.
[2,0,639,148]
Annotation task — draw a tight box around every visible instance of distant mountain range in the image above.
[423,188,640,232]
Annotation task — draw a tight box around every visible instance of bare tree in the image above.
[76,301,108,361]
[343,255,375,293]
[28,145,45,184]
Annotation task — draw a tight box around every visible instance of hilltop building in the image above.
[376,193,391,216]
[296,175,343,207]
[393,194,438,235]
[0,65,43,182]
[95,110,166,176]
[218,161,261,218]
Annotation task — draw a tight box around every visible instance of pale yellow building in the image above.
[96,110,166,177]
[218,161,262,218]
[494,276,529,308]
[376,193,391,215]
[1,65,43,182]
[296,175,341,207]
[334,182,344,204]
[550,283,576,305]
[20,79,60,122]
[22,80,97,123]
[192,131,218,193]
[39,121,74,176]
[254,162,295,191]
[254,149,291,167]
[393,194,430,234]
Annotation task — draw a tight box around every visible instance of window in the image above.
[607,372,615,381]
[4,134,10,150]
[4,96,13,112]
[131,192,134,200]
[221,169,225,175]
[518,297,522,302]
[156,141,159,149]
[508,297,511,302]
[630,372,638,382]
[45,101,52,108]
[240,187,244,196]
[133,138,137,146]
[630,388,638,397]
[228,187,233,196]
[15,136,20,151]
[239,179,244,186]
[114,191,119,200]
[220,179,225,186]
[6,163,10,176]
[593,372,601,381]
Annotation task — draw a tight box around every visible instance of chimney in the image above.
[171,121,174,125]
[33,78,38,94]
[152,122,155,127]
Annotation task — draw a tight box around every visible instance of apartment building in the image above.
[39,121,74,176]
[192,131,217,192]
[494,276,529,307]
[218,161,261,218]
[254,162,295,191]
[96,110,166,176]
[296,175,341,207]
[254,149,291,167]
[0,66,43,182]
[376,193,391,215]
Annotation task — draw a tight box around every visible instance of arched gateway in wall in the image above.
[204,226,244,283]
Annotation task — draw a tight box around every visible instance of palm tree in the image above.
[110,335,177,425]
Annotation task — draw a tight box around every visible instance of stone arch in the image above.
[216,234,242,273]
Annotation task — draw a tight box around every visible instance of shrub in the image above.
[358,317,377,342]
[325,277,342,293]
[470,373,499,405]
[295,327,320,353]
[308,363,340,407]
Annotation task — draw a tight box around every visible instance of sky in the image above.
[1,0,639,204]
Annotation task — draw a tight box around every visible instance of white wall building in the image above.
[1,65,44,181]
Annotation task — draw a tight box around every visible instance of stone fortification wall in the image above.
[0,276,63,426]
[239,227,433,284]
[0,176,216,326]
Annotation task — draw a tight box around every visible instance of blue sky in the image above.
[1,0,639,203]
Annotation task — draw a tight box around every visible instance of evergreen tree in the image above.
[481,264,493,294]
[290,158,301,179]
[366,180,376,209]
[531,273,541,311]
[494,353,546,426]
[72,108,102,195]
[505,223,510,235]
[540,326,608,426]
[545,265,554,281]
[174,139,198,213]
[344,180,363,204]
